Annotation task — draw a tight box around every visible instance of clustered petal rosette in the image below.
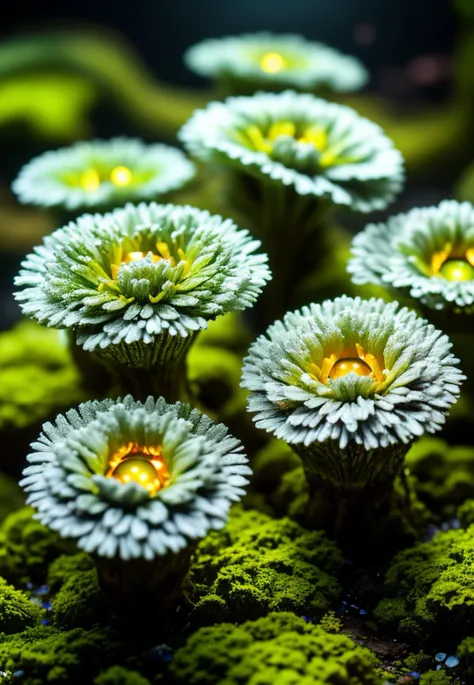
[12,138,195,212]
[184,33,368,94]
[14,202,270,366]
[20,395,251,560]
[241,296,463,491]
[179,90,404,213]
[348,200,474,315]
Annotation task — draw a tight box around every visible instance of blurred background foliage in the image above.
[0,0,472,330]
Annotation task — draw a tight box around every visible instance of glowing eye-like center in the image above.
[110,166,132,186]
[108,451,169,496]
[328,358,373,380]
[122,251,162,264]
[260,52,286,73]
[80,169,101,191]
[439,258,474,282]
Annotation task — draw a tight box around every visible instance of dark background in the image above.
[2,0,456,91]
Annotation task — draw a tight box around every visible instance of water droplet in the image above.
[435,652,447,662]
[445,656,459,668]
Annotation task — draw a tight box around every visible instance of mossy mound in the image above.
[0,625,131,684]
[52,568,107,630]
[405,437,474,517]
[457,499,474,528]
[0,320,85,431]
[94,666,151,685]
[47,553,95,592]
[458,635,474,680]
[168,611,379,685]
[0,577,42,634]
[419,672,453,685]
[189,507,344,625]
[0,506,73,584]
[374,525,474,646]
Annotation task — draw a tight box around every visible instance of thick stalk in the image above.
[227,172,334,328]
[293,440,410,548]
[93,546,195,627]
[71,331,198,403]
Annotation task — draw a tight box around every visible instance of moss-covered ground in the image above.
[0,319,473,684]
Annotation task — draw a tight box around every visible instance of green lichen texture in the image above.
[374,525,474,645]
[168,612,379,685]
[189,507,343,624]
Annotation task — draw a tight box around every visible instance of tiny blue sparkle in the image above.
[435,652,446,662]
[359,609,367,616]
[34,585,49,596]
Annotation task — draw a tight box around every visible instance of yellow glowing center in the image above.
[307,343,385,386]
[439,259,474,281]
[80,169,101,192]
[260,52,286,73]
[431,244,474,281]
[110,166,132,186]
[107,447,169,496]
[328,358,373,380]
[122,251,162,265]
[78,166,133,191]
[241,119,361,168]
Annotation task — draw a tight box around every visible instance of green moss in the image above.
[94,666,151,685]
[404,651,433,673]
[318,610,342,633]
[405,437,474,516]
[189,507,343,625]
[0,506,73,584]
[457,499,474,528]
[0,320,85,431]
[47,553,94,592]
[419,671,453,685]
[374,525,474,645]
[52,568,106,629]
[168,611,379,685]
[458,635,474,679]
[0,577,41,634]
[0,473,24,523]
[0,625,129,684]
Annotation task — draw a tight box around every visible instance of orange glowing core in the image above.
[106,444,169,496]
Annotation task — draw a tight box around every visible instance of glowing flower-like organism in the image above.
[180,91,403,214]
[21,395,250,612]
[180,92,403,320]
[242,296,463,535]
[12,138,195,212]
[184,33,368,95]
[348,201,474,330]
[15,203,270,400]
